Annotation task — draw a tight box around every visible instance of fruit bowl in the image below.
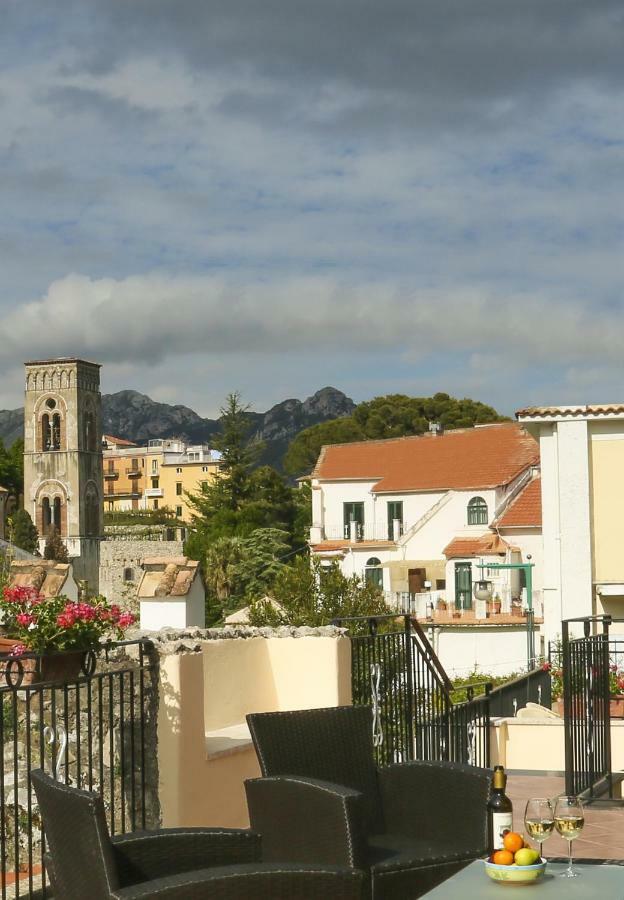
[483,857,547,884]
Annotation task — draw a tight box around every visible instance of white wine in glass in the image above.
[524,798,554,858]
[554,796,584,877]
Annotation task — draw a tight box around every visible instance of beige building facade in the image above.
[518,404,624,637]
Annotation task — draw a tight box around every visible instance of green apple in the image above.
[514,848,540,866]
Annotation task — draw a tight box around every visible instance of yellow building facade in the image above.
[103,437,220,521]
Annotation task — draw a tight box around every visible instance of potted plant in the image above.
[0,585,136,685]
[489,593,502,616]
[609,665,624,717]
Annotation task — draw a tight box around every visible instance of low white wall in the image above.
[426,624,533,678]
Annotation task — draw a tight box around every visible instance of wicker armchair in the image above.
[245,705,490,900]
[31,769,365,899]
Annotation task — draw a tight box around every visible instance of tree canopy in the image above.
[9,508,39,554]
[0,438,23,497]
[283,392,507,476]
[248,556,388,628]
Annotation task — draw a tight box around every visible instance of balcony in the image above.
[104,487,141,498]
[103,470,119,480]
[125,466,142,477]
[321,522,406,543]
[144,487,164,498]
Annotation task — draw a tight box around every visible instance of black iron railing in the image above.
[0,640,158,899]
[561,617,614,800]
[333,614,491,768]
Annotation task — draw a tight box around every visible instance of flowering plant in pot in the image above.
[0,586,136,684]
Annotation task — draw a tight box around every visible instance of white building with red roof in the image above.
[310,423,544,674]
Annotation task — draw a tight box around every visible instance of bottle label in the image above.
[491,812,513,850]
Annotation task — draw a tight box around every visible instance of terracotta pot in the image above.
[0,639,84,687]
[610,696,624,718]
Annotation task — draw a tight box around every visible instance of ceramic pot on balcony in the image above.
[0,638,84,687]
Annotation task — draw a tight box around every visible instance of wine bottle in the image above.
[488,765,513,852]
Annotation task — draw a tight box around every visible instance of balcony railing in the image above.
[125,466,142,476]
[104,470,119,479]
[322,522,406,542]
[144,487,164,498]
[104,488,141,497]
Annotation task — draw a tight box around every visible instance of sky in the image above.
[1,1,624,417]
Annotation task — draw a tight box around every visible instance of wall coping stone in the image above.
[126,625,347,654]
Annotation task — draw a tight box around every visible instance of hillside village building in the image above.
[102,437,221,521]
[309,423,543,674]
[517,404,624,641]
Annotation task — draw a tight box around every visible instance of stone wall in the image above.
[99,539,184,608]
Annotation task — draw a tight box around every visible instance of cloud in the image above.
[1,2,624,414]
[3,272,623,373]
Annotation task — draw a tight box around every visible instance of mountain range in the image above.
[0,387,356,470]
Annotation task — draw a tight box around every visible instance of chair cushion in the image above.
[367,835,477,900]
[368,832,479,870]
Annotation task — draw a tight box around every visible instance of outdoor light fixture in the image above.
[473,580,494,602]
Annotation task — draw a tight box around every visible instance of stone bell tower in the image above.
[23,358,103,593]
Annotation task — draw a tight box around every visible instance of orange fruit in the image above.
[503,832,524,854]
[492,849,514,866]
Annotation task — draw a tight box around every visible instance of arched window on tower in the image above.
[41,497,52,534]
[53,496,62,532]
[52,413,62,450]
[41,414,52,451]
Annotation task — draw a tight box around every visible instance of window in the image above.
[455,562,472,610]
[42,497,52,533]
[343,502,364,539]
[42,414,51,450]
[108,460,115,473]
[176,505,183,517]
[202,465,209,472]
[176,467,182,474]
[151,478,159,489]
[387,501,403,540]
[153,499,159,510]
[52,413,62,449]
[53,496,62,529]
[188,452,199,461]
[467,496,488,525]
[176,482,182,496]
[365,557,383,589]
[151,459,158,473]
[123,567,134,582]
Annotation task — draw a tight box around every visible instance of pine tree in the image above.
[43,526,68,563]
[9,509,39,554]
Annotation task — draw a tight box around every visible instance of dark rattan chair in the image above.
[245,705,490,900]
[31,769,365,899]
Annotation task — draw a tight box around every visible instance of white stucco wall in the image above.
[140,578,205,630]
[426,625,535,679]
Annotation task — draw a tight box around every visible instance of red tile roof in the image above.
[496,477,542,528]
[443,533,516,559]
[517,403,624,419]
[103,434,138,447]
[313,423,538,492]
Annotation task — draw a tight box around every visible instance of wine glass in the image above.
[554,796,584,877]
[524,797,554,859]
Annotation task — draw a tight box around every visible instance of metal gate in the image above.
[334,614,491,768]
[0,640,158,899]
[562,617,613,799]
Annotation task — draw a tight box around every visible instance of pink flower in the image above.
[9,643,27,658]
[16,613,36,627]
[541,662,551,672]
[118,613,136,629]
